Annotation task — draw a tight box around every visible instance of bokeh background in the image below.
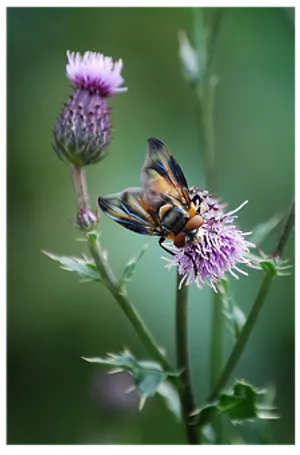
[7,7,294,444]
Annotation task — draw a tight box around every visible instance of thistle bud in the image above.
[77,208,99,232]
[53,51,127,166]
[178,30,199,84]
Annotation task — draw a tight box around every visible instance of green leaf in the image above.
[249,214,283,246]
[43,251,101,282]
[197,380,279,427]
[83,350,178,416]
[218,280,246,339]
[247,252,290,278]
[157,380,181,422]
[260,260,278,278]
[219,381,258,422]
[119,243,148,289]
[197,404,219,427]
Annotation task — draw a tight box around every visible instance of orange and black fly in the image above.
[98,138,205,257]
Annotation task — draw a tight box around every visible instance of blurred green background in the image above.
[7,7,294,444]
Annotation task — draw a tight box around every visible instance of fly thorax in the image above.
[159,205,188,235]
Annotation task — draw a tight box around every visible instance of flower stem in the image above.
[72,165,89,211]
[273,200,295,258]
[208,200,295,402]
[193,8,223,402]
[193,7,222,193]
[210,292,223,389]
[175,272,200,444]
[71,165,174,376]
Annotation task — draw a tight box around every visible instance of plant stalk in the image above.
[175,272,200,444]
[208,199,295,402]
[71,165,174,377]
[193,10,240,442]
[193,8,223,400]
[273,200,295,258]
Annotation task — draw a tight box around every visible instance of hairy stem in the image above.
[176,273,200,444]
[72,165,89,211]
[71,165,174,377]
[208,199,295,402]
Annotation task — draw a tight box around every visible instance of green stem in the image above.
[200,85,218,193]
[193,8,223,401]
[210,292,223,443]
[193,7,221,193]
[72,165,89,211]
[71,165,174,376]
[209,273,273,400]
[208,199,295,402]
[210,292,223,390]
[273,200,295,258]
[176,272,200,444]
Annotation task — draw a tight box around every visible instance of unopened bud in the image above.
[77,208,99,232]
[53,88,111,166]
[178,30,199,83]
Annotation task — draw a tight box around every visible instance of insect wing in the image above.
[142,138,190,207]
[98,187,162,236]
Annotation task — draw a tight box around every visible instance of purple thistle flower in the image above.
[165,191,254,291]
[66,51,127,97]
[53,50,127,166]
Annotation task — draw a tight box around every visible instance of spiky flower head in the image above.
[53,50,127,167]
[66,51,127,96]
[165,189,254,291]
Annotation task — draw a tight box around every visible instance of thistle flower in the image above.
[165,190,254,291]
[53,50,127,166]
[66,51,127,96]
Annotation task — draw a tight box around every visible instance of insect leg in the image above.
[184,251,198,278]
[158,237,175,256]
[159,238,198,277]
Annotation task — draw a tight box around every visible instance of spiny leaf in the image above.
[43,251,101,282]
[197,380,279,427]
[247,252,290,278]
[83,350,179,418]
[119,243,148,289]
[218,280,246,339]
[249,214,283,246]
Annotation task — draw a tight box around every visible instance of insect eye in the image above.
[185,215,204,232]
[174,232,186,248]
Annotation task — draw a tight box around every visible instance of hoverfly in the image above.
[98,138,205,259]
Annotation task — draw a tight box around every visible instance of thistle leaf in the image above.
[83,351,180,420]
[218,280,246,339]
[43,251,101,282]
[157,381,181,422]
[119,243,148,289]
[197,380,279,427]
